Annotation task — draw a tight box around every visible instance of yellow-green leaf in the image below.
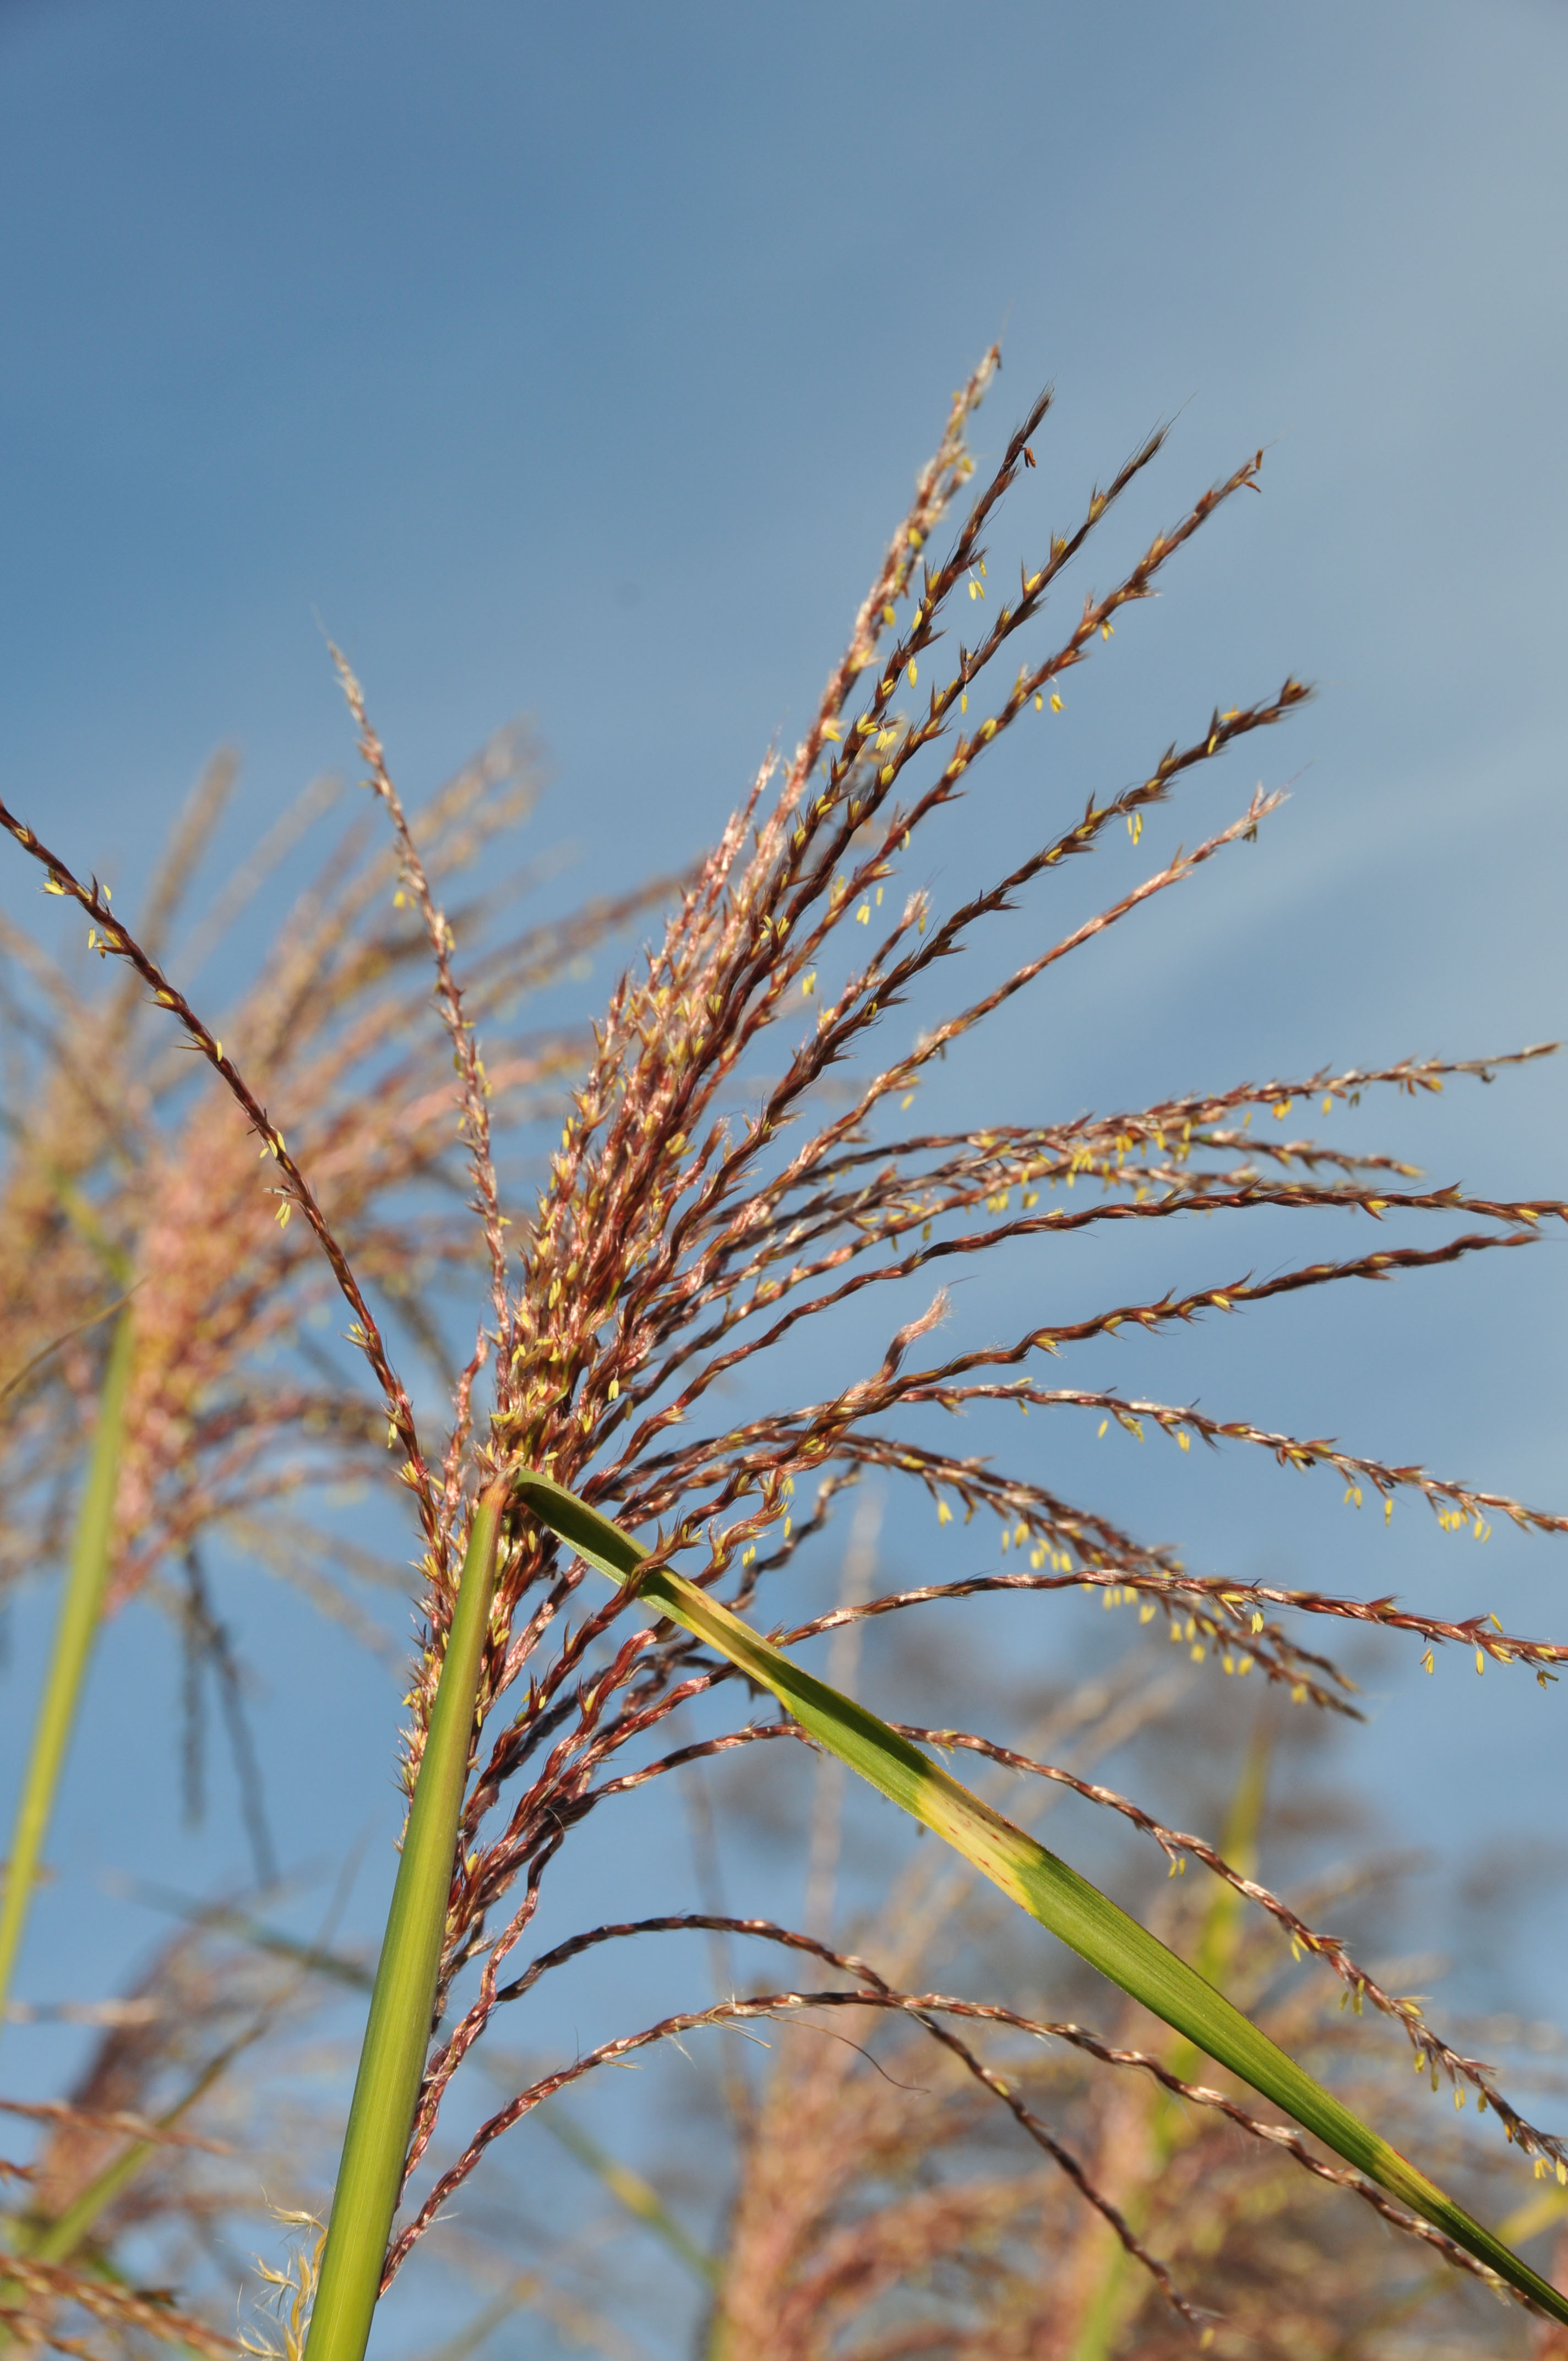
[515,1469,1568,2327]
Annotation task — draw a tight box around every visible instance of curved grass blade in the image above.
[302,1484,505,2361]
[0,1309,135,2037]
[515,1470,1568,2328]
[0,1286,138,1413]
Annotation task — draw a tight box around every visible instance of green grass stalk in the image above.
[0,1310,134,2037]
[301,1485,505,2361]
[542,2108,719,2287]
[515,1471,1568,2329]
[415,2276,543,2361]
[23,2028,253,2267]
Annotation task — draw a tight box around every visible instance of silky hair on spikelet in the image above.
[241,2211,326,2361]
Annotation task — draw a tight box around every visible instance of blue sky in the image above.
[1,2,1566,2348]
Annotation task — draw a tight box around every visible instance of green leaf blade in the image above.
[514,1470,1568,2327]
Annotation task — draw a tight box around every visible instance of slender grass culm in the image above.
[0,1310,134,2033]
[3,349,1566,2353]
[298,1487,505,2361]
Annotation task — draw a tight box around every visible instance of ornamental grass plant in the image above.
[2,349,1566,2356]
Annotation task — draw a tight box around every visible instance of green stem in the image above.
[22,2030,248,2266]
[541,2107,719,2286]
[0,1310,134,2038]
[302,1487,504,2361]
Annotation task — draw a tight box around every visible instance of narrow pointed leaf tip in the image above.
[512,1468,1568,2328]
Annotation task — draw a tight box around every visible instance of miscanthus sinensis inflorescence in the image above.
[6,348,1567,2331]
[0,731,676,1650]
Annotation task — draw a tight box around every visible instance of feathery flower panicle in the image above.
[3,346,1566,2346]
[0,730,676,1638]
